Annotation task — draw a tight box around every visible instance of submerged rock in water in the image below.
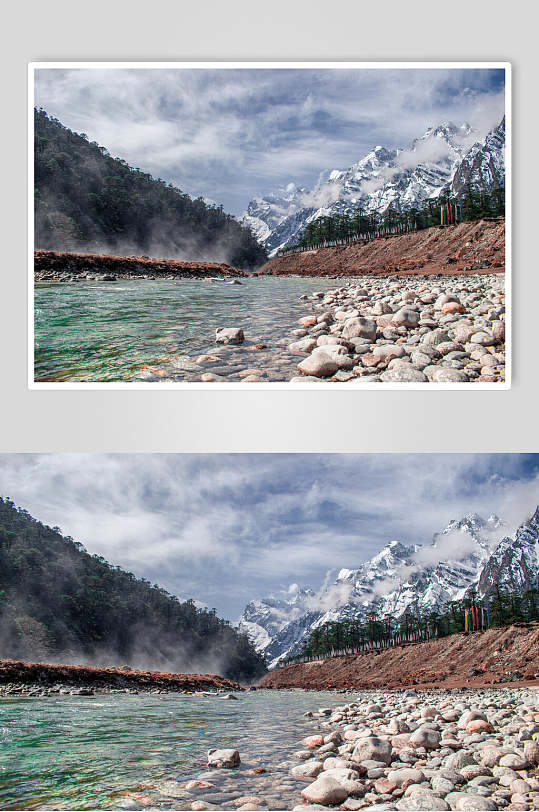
[215,327,245,345]
[207,748,241,768]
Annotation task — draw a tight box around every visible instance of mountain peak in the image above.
[243,117,504,256]
[239,501,534,668]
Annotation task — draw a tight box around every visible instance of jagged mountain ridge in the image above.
[478,506,539,598]
[238,509,538,668]
[452,116,505,197]
[243,118,505,257]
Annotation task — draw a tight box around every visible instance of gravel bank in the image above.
[34,249,245,280]
[286,688,539,811]
[289,274,505,383]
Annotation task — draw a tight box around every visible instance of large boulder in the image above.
[302,734,325,748]
[207,748,240,768]
[342,317,377,341]
[397,793,449,810]
[215,327,244,345]
[453,795,497,811]
[300,774,349,806]
[290,760,324,780]
[457,710,488,730]
[408,727,440,750]
[387,767,425,786]
[288,338,317,354]
[430,367,469,383]
[372,344,406,362]
[445,750,476,770]
[297,352,339,378]
[479,747,505,767]
[352,736,393,766]
[392,307,420,328]
[524,741,539,766]
[321,768,366,795]
[380,365,428,383]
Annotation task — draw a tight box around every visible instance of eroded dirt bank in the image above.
[34,249,245,280]
[0,659,241,694]
[258,625,539,691]
[259,219,505,277]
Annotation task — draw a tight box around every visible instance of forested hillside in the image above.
[34,109,267,270]
[0,498,267,682]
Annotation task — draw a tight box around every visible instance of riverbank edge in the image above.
[0,658,243,695]
[258,219,505,278]
[34,249,246,280]
[257,625,539,692]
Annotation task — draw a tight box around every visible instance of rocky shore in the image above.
[286,687,539,811]
[0,659,241,696]
[34,249,245,281]
[117,688,539,812]
[289,273,505,383]
[126,273,506,384]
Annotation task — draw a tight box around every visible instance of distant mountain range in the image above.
[238,505,538,668]
[242,117,505,256]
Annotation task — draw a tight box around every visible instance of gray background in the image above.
[0,0,533,453]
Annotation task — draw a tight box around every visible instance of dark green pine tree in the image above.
[34,109,267,271]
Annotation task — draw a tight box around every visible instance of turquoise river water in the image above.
[0,689,356,810]
[34,278,348,383]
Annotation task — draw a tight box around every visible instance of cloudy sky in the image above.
[0,454,536,621]
[34,67,506,215]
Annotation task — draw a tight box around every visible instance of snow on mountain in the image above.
[452,116,506,197]
[238,512,523,668]
[477,505,539,598]
[243,119,504,257]
[238,586,316,656]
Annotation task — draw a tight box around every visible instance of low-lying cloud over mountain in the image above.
[34,67,505,216]
[0,454,534,623]
[243,118,505,256]
[239,508,538,667]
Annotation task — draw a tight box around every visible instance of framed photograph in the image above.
[29,62,510,389]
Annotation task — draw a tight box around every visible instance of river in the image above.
[34,277,348,383]
[0,689,354,810]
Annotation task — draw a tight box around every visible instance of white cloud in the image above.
[0,454,534,620]
[34,68,506,215]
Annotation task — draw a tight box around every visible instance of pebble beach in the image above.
[288,274,505,383]
[134,688,538,812]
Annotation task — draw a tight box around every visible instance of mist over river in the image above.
[0,689,356,810]
[34,277,347,383]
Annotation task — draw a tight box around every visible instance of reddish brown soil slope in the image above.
[258,625,539,691]
[259,219,505,277]
[0,659,240,692]
[34,250,244,278]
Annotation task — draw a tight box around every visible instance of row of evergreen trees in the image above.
[34,108,268,270]
[279,586,538,667]
[278,186,505,256]
[0,498,267,682]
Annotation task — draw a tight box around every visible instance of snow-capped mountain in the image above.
[239,587,316,651]
[452,116,506,197]
[243,119,505,257]
[478,505,539,598]
[238,510,539,668]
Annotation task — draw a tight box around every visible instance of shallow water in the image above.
[34,278,347,383]
[0,689,353,810]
